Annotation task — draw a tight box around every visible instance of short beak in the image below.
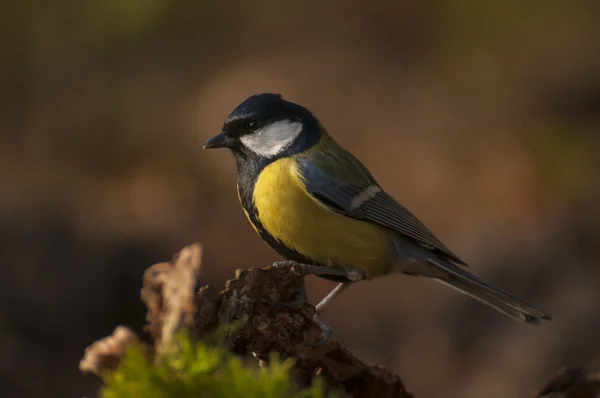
[203,133,236,149]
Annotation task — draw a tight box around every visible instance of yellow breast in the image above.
[252,157,393,277]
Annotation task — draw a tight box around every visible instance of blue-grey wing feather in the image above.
[296,157,466,265]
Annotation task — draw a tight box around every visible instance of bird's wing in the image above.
[295,149,467,265]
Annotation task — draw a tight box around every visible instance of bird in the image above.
[203,93,552,342]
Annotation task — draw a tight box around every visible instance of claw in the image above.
[312,314,332,347]
[272,260,298,268]
[281,297,306,309]
[281,279,307,309]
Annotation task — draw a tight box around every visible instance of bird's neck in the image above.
[234,150,270,211]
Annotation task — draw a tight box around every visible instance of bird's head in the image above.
[203,93,323,159]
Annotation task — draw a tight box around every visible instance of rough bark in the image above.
[79,243,600,398]
[80,243,413,398]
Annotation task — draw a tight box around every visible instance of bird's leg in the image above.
[315,282,353,314]
[272,261,364,346]
[312,277,362,345]
[273,260,352,309]
[310,283,353,347]
[309,283,353,346]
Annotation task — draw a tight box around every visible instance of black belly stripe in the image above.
[247,211,350,282]
[235,150,317,266]
[234,148,349,282]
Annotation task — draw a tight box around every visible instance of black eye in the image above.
[247,120,259,131]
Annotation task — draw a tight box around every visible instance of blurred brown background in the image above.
[1,1,599,397]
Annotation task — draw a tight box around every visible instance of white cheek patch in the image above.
[240,120,302,157]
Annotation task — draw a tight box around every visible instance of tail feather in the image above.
[428,259,552,324]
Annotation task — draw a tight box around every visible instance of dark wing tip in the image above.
[524,312,553,325]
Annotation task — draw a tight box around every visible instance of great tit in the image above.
[204,93,552,336]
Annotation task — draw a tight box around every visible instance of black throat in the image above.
[233,148,272,212]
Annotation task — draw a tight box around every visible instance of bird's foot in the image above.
[281,278,307,309]
[272,261,299,268]
[271,261,350,279]
[344,268,365,282]
[271,260,314,276]
[312,314,332,347]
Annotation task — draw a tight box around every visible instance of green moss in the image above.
[102,332,333,398]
